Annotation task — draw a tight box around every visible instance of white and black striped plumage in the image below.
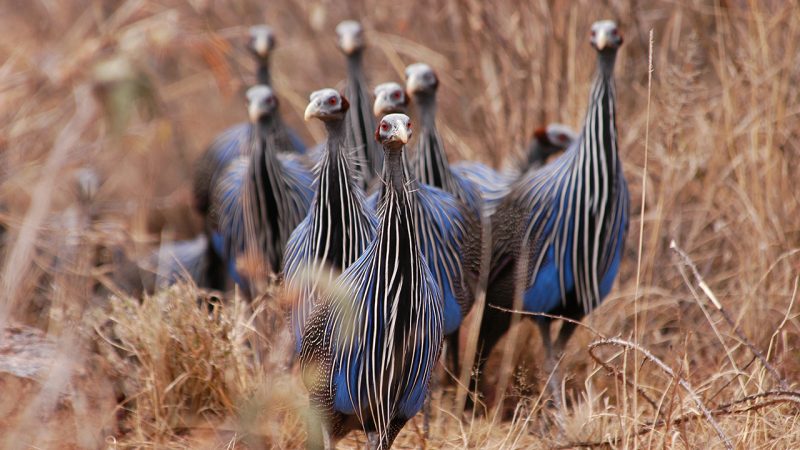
[405,63,483,284]
[337,20,383,188]
[452,123,576,216]
[210,86,314,299]
[285,89,377,355]
[300,114,443,450]
[479,21,630,387]
[451,161,517,217]
[371,82,473,372]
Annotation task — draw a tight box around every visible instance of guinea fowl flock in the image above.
[182,18,629,450]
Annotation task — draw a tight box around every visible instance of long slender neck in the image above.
[416,95,437,128]
[323,119,347,161]
[580,49,620,175]
[316,118,351,212]
[250,116,285,198]
[414,94,453,191]
[379,147,418,270]
[256,57,271,86]
[343,52,381,186]
[526,141,548,171]
[378,149,414,202]
[346,51,364,83]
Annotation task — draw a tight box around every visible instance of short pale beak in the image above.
[406,74,423,94]
[249,102,264,123]
[254,35,270,58]
[395,125,409,144]
[304,101,318,121]
[339,35,357,55]
[373,95,388,117]
[595,32,608,50]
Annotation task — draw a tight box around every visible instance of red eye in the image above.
[557,133,568,142]
[591,30,596,37]
[328,97,337,105]
[407,122,412,130]
[380,122,389,131]
[611,29,618,36]
[392,91,401,100]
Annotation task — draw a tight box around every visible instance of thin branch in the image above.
[588,337,733,449]
[670,240,790,390]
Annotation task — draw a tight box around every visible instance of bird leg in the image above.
[322,428,333,450]
[366,431,380,450]
[536,319,563,412]
[423,368,439,441]
[446,332,460,380]
[305,412,325,450]
[554,320,578,356]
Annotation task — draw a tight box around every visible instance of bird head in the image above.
[590,20,623,51]
[304,88,350,122]
[246,85,278,124]
[373,82,408,117]
[336,20,365,55]
[375,113,412,150]
[535,123,577,150]
[247,25,276,60]
[405,63,438,96]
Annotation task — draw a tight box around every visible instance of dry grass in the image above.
[1,0,799,448]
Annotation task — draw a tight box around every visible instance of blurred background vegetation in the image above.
[0,0,798,448]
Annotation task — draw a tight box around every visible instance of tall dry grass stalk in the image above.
[0,0,798,448]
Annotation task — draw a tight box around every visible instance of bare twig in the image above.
[587,338,733,449]
[670,240,790,390]
[631,30,655,446]
[555,390,800,449]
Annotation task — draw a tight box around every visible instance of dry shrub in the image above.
[102,284,247,444]
[99,282,309,448]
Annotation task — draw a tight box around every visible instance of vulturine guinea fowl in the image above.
[210,85,314,299]
[284,89,377,355]
[300,114,443,450]
[405,63,483,291]
[193,25,304,217]
[337,20,382,188]
[371,81,473,373]
[478,20,629,404]
[191,26,306,292]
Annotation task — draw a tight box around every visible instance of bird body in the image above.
[451,124,576,216]
[371,82,473,366]
[285,89,377,354]
[451,161,517,216]
[480,21,629,398]
[300,114,442,450]
[365,174,471,336]
[210,86,314,298]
